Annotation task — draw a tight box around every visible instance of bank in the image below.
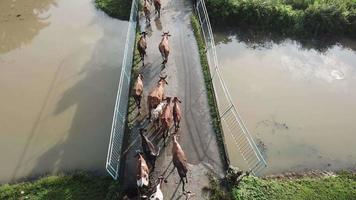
[206,170,356,200]
[206,0,356,38]
[0,172,119,200]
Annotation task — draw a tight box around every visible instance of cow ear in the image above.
[165,80,168,85]
[178,99,182,103]
[168,34,172,37]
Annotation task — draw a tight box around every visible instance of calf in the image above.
[133,74,144,115]
[151,101,167,130]
[139,128,160,171]
[153,0,161,18]
[161,97,173,146]
[137,32,148,66]
[172,97,182,132]
[136,152,149,188]
[172,134,188,192]
[143,0,151,23]
[147,75,168,120]
[158,32,171,65]
[149,176,165,200]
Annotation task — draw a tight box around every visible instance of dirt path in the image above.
[121,0,225,199]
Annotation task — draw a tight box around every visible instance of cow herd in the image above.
[131,0,193,199]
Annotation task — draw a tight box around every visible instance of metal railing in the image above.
[106,0,139,180]
[195,0,267,175]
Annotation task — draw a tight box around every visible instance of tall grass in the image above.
[206,0,356,37]
[95,0,132,20]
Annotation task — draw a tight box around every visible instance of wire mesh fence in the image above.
[195,0,267,175]
[106,0,139,180]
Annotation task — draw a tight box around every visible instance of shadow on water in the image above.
[0,0,57,54]
[213,26,356,53]
[21,15,126,179]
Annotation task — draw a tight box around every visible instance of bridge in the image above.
[106,0,267,198]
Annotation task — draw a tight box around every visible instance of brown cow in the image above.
[133,74,144,115]
[143,0,151,23]
[172,134,188,192]
[139,128,160,171]
[147,75,168,120]
[160,97,173,146]
[137,32,148,66]
[153,0,161,18]
[158,32,171,65]
[172,97,182,132]
[136,152,149,188]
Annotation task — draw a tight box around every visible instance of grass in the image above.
[191,14,229,168]
[204,171,356,200]
[232,172,356,200]
[127,30,142,129]
[0,172,120,200]
[94,0,132,20]
[206,0,356,38]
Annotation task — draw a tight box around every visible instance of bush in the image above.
[95,0,132,20]
[206,0,356,38]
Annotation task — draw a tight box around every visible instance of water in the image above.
[214,30,356,175]
[0,0,128,183]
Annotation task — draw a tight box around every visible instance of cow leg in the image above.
[141,53,145,66]
[181,176,186,192]
[138,96,142,109]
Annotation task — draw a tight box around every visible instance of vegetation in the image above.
[127,30,142,129]
[204,171,356,200]
[0,172,119,200]
[233,172,356,200]
[206,0,356,38]
[191,15,229,167]
[95,0,132,20]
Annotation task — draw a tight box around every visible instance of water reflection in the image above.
[214,27,356,53]
[0,0,56,53]
[214,29,356,174]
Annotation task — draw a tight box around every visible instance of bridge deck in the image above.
[120,0,225,199]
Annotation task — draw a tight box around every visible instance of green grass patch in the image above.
[127,30,142,129]
[233,172,356,200]
[95,0,132,20]
[0,172,119,200]
[191,14,229,167]
[206,0,356,38]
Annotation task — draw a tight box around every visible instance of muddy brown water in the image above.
[214,30,356,175]
[0,0,128,183]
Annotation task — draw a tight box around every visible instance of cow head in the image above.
[140,31,147,38]
[135,150,144,158]
[173,97,182,103]
[163,96,172,103]
[137,73,144,80]
[158,75,168,85]
[161,31,171,39]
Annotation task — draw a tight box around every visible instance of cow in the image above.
[139,128,160,171]
[172,97,182,132]
[151,101,167,130]
[137,32,148,66]
[160,97,172,146]
[136,152,149,188]
[158,32,171,65]
[133,74,144,115]
[172,134,189,192]
[147,75,168,120]
[153,0,161,18]
[149,176,166,200]
[143,0,151,23]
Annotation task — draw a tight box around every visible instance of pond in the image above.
[0,0,127,183]
[214,29,356,175]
